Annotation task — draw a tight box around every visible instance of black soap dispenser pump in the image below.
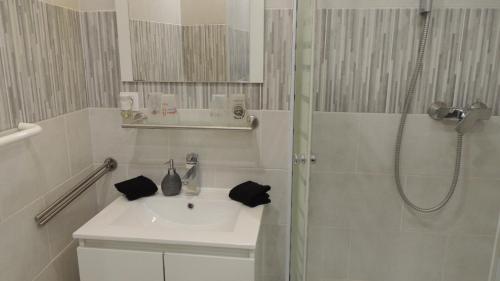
[161,159,182,196]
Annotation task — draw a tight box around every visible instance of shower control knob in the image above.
[427,101,450,120]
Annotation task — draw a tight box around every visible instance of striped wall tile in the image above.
[129,21,252,82]
[80,11,121,108]
[0,2,14,131]
[227,28,250,81]
[263,9,294,111]
[130,20,184,81]
[1,5,293,132]
[182,25,228,81]
[80,10,293,111]
[314,8,500,114]
[0,0,87,131]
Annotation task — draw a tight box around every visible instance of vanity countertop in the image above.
[73,188,264,249]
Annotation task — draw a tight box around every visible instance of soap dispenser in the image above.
[161,159,182,196]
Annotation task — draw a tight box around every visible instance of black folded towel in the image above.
[115,176,158,201]
[229,181,271,207]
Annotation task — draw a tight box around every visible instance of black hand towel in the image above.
[115,176,158,201]
[229,181,271,207]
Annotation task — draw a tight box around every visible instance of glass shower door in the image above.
[289,0,316,280]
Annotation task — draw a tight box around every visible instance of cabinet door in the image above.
[164,253,254,281]
[78,247,164,281]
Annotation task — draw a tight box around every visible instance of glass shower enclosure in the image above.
[290,1,500,281]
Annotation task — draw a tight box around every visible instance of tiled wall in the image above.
[314,8,500,114]
[1,2,294,281]
[0,109,96,281]
[89,108,292,281]
[130,20,184,81]
[0,1,294,132]
[0,0,87,131]
[0,108,292,281]
[307,112,500,281]
[80,8,294,111]
[129,20,250,82]
[307,2,500,281]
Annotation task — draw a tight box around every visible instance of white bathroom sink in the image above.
[74,188,264,249]
[112,193,241,231]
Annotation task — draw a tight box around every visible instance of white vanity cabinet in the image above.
[73,190,263,281]
[77,245,255,281]
[78,248,164,281]
[164,253,254,281]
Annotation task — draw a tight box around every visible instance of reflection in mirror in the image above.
[119,0,262,83]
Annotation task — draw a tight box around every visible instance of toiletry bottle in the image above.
[161,159,182,196]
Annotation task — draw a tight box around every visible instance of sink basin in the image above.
[74,188,264,249]
[112,194,241,231]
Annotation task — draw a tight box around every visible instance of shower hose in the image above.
[394,12,464,213]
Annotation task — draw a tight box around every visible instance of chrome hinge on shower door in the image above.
[293,154,317,165]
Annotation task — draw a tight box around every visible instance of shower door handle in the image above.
[293,154,306,165]
[293,154,317,165]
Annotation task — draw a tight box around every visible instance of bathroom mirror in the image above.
[115,0,264,83]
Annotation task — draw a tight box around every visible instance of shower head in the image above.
[420,0,433,14]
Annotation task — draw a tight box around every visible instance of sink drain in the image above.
[187,203,194,209]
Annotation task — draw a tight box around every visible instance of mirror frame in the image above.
[115,0,264,83]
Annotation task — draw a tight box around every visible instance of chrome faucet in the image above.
[181,153,200,195]
[428,101,492,134]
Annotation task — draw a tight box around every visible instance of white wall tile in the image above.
[32,116,72,191]
[443,235,495,281]
[168,128,261,168]
[308,172,351,228]
[311,113,360,173]
[65,109,93,175]
[402,177,500,236]
[0,116,72,219]
[462,117,500,179]
[125,129,172,165]
[256,224,288,281]
[0,199,51,281]
[306,227,349,280]
[356,113,399,174]
[0,140,48,219]
[349,231,446,281]
[260,111,291,170]
[45,166,98,258]
[349,231,401,281]
[392,232,447,281]
[89,108,139,163]
[34,241,80,281]
[309,172,402,230]
[308,111,500,281]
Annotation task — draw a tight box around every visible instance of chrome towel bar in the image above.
[35,158,118,226]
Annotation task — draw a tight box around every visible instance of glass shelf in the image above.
[121,113,258,131]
